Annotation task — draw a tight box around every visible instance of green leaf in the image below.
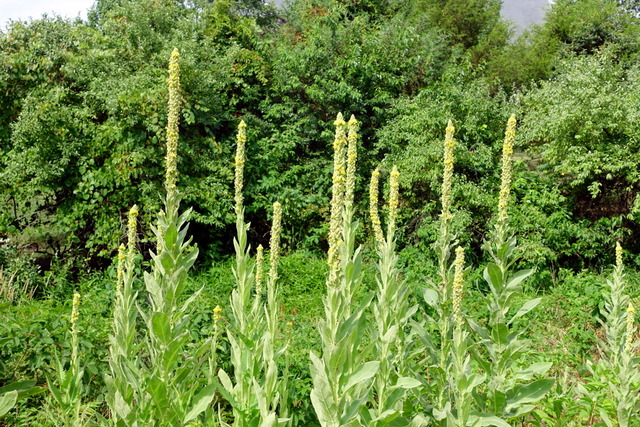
[151,312,172,346]
[469,413,511,427]
[344,361,379,392]
[506,379,554,411]
[0,390,18,418]
[513,362,552,381]
[509,297,541,325]
[394,377,421,389]
[183,383,216,423]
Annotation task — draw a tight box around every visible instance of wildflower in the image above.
[369,168,384,247]
[625,302,635,353]
[234,121,247,216]
[269,202,282,288]
[213,305,223,324]
[441,120,455,222]
[616,242,623,269]
[452,247,465,327]
[165,48,181,199]
[127,205,138,265]
[498,114,516,225]
[328,113,347,282]
[388,166,400,238]
[255,245,264,296]
[345,115,359,209]
[71,293,81,327]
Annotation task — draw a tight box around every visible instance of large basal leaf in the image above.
[183,383,216,424]
[505,378,554,411]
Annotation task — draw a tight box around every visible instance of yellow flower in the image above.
[328,113,347,283]
[127,205,138,265]
[498,114,516,225]
[71,293,81,326]
[369,168,384,247]
[213,305,223,324]
[616,242,623,269]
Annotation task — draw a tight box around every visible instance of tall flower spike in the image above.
[369,168,384,247]
[498,114,516,226]
[345,115,359,209]
[327,113,347,282]
[255,245,264,296]
[234,121,247,217]
[441,120,455,223]
[127,205,138,267]
[165,48,181,200]
[71,293,81,328]
[269,202,282,287]
[452,246,465,327]
[388,166,400,239]
[616,242,623,269]
[625,302,636,353]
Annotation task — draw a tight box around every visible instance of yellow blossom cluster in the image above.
[369,168,384,247]
[213,305,223,325]
[388,166,400,238]
[127,205,138,264]
[269,202,283,287]
[345,115,359,209]
[165,48,181,199]
[328,113,347,282]
[498,114,516,225]
[71,293,81,327]
[616,241,623,269]
[117,244,126,298]
[234,121,247,216]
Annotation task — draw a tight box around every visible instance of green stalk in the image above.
[310,114,378,426]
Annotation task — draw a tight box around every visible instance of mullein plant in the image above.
[310,114,379,426]
[105,207,141,426]
[217,120,286,425]
[106,48,216,426]
[469,114,553,422]
[47,292,86,426]
[413,121,466,421]
[366,166,422,425]
[583,243,640,426]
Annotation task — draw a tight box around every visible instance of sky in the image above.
[1,0,95,27]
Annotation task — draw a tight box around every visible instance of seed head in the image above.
[498,114,516,225]
[441,120,455,223]
[165,48,181,199]
[369,168,384,247]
